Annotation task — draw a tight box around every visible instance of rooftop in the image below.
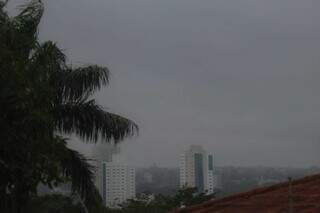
[173,174,320,213]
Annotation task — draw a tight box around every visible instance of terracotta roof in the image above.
[173,174,320,213]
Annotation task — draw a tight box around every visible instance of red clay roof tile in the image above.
[172,174,320,213]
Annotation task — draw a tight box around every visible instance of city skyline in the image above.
[3,0,320,212]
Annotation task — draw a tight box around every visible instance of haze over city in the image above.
[9,0,320,167]
[4,0,320,212]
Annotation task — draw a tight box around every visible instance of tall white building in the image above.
[93,144,120,197]
[101,162,136,208]
[179,145,216,194]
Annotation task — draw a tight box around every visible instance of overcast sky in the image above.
[11,0,320,167]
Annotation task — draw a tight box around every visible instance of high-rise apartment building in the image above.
[179,145,216,194]
[93,144,120,198]
[101,162,135,208]
[93,144,136,208]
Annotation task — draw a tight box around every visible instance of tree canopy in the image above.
[24,188,215,213]
[107,187,215,213]
[0,1,138,212]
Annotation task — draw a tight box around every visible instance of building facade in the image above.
[93,144,120,197]
[179,145,216,194]
[101,162,136,208]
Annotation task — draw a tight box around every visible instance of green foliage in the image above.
[23,188,215,213]
[110,187,216,213]
[0,0,138,212]
[26,193,110,213]
[26,195,84,213]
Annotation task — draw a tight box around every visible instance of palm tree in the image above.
[0,1,138,212]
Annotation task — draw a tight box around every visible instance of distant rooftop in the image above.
[173,174,320,213]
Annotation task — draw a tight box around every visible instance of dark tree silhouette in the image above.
[0,1,138,212]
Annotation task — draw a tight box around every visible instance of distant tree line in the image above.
[113,187,215,213]
[24,187,215,213]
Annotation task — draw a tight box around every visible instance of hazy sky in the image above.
[10,0,320,167]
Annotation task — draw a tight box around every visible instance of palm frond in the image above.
[54,99,138,143]
[12,0,43,57]
[15,0,43,31]
[60,65,109,101]
[29,41,66,76]
[56,138,103,208]
[32,41,66,65]
[0,0,8,10]
[0,0,8,13]
[60,146,95,199]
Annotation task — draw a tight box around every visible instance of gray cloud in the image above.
[9,0,320,167]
